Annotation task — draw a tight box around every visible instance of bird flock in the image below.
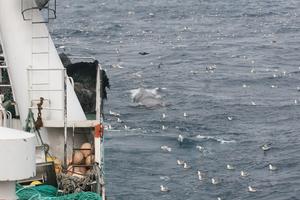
[158,112,278,199]
[107,98,280,199]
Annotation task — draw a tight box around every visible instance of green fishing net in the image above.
[16,184,102,200]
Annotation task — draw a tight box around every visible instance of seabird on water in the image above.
[226,164,235,170]
[261,144,271,151]
[160,185,170,192]
[124,125,130,130]
[196,145,204,151]
[183,162,191,169]
[109,110,120,117]
[117,118,123,123]
[211,178,220,185]
[240,171,249,177]
[248,186,257,192]
[197,170,203,180]
[161,145,172,152]
[269,164,277,171]
[177,160,185,165]
[178,134,184,143]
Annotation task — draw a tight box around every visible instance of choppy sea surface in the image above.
[52,0,300,199]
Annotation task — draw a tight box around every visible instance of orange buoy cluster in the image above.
[67,142,95,177]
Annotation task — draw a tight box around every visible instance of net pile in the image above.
[16,184,102,200]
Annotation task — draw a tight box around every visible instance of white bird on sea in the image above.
[271,85,277,88]
[269,164,277,171]
[133,72,142,78]
[159,176,170,181]
[248,186,257,192]
[196,145,204,151]
[217,197,222,200]
[162,125,167,130]
[240,170,249,177]
[183,162,191,169]
[177,160,185,165]
[111,64,123,69]
[197,171,203,180]
[109,110,120,117]
[162,113,166,119]
[124,125,130,130]
[295,100,298,105]
[261,144,271,151]
[251,101,256,106]
[226,164,235,170]
[251,68,255,73]
[242,84,247,88]
[161,145,172,152]
[178,134,184,143]
[183,112,188,117]
[160,185,170,192]
[211,178,220,185]
[104,124,112,130]
[283,71,286,76]
[227,116,233,121]
[117,118,123,123]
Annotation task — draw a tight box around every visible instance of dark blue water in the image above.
[52,0,300,199]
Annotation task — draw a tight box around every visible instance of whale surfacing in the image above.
[130,88,165,108]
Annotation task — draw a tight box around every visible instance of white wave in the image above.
[196,135,236,144]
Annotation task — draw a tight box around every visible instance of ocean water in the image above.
[52,0,300,199]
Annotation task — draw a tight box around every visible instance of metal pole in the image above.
[63,70,67,169]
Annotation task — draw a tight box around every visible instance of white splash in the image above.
[196,135,236,144]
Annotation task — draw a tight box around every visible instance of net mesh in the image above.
[16,184,102,200]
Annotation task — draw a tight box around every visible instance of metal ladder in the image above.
[22,0,65,120]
